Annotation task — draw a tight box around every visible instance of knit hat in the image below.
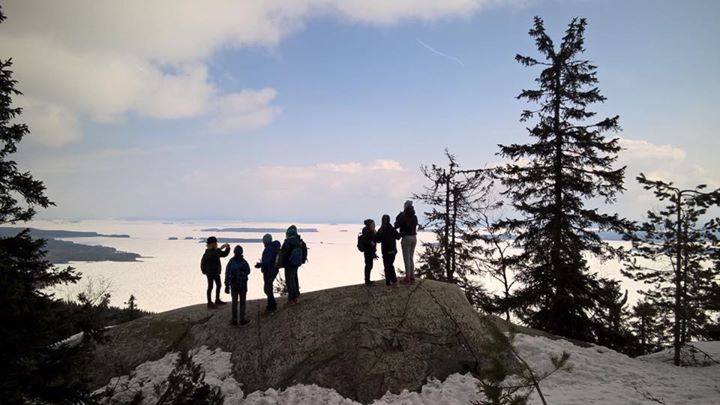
[206,236,218,245]
[404,200,413,210]
[286,225,298,238]
[234,245,244,256]
[262,233,273,246]
[363,219,375,227]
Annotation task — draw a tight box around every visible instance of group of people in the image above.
[198,200,418,327]
[199,225,308,326]
[357,200,419,287]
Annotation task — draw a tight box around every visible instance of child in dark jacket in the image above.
[224,245,251,326]
[200,236,230,308]
[256,234,281,312]
[376,214,400,287]
[359,219,378,286]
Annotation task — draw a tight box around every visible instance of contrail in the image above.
[416,38,465,68]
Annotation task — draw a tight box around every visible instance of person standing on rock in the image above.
[256,233,281,312]
[376,214,400,288]
[224,245,251,326]
[357,219,378,286]
[200,236,230,308]
[280,225,307,304]
[395,200,419,283]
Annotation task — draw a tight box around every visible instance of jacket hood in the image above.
[286,225,298,238]
[271,240,281,249]
[234,245,244,256]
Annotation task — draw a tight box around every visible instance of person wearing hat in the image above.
[200,236,231,308]
[358,219,378,286]
[376,214,401,288]
[224,245,251,326]
[255,233,281,312]
[395,200,419,283]
[280,225,307,304]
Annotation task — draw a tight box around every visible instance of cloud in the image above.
[209,89,283,133]
[0,0,518,146]
[619,137,687,161]
[16,96,82,146]
[174,159,421,220]
[316,159,404,174]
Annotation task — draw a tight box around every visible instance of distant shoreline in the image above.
[200,227,319,233]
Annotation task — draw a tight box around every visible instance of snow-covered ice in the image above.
[99,336,720,404]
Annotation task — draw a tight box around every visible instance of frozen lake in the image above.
[25,219,645,313]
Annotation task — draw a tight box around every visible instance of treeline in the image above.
[415,17,720,364]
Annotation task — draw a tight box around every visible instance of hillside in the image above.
[90,280,720,404]
[89,280,510,403]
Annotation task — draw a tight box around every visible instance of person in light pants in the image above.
[395,200,419,283]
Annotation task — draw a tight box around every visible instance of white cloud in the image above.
[175,159,419,220]
[17,96,82,146]
[0,0,518,146]
[209,89,283,133]
[316,159,404,174]
[619,137,687,161]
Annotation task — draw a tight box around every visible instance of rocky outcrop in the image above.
[88,280,508,403]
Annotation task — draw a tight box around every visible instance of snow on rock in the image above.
[96,346,243,405]
[99,336,720,404]
[513,335,720,404]
[638,341,720,367]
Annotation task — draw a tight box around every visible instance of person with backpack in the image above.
[224,245,251,326]
[395,200,419,283]
[376,214,400,288]
[200,236,230,308]
[255,233,281,313]
[357,219,378,286]
[280,225,307,304]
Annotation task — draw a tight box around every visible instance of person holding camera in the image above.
[200,236,230,308]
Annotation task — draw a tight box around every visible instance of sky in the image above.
[1,0,719,223]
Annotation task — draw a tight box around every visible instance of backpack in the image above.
[200,253,207,274]
[357,233,366,252]
[289,238,308,267]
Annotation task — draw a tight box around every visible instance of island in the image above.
[0,227,130,238]
[43,239,141,264]
[0,227,140,264]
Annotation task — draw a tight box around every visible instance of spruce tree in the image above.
[496,17,631,341]
[623,173,720,365]
[0,6,96,403]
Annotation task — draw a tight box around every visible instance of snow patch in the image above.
[96,346,243,404]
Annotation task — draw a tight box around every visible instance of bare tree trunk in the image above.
[673,193,683,366]
[450,186,458,282]
[444,170,451,280]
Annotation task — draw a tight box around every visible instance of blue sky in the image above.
[2,0,719,222]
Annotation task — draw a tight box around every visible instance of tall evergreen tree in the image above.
[0,6,98,403]
[623,173,720,365]
[496,17,631,341]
